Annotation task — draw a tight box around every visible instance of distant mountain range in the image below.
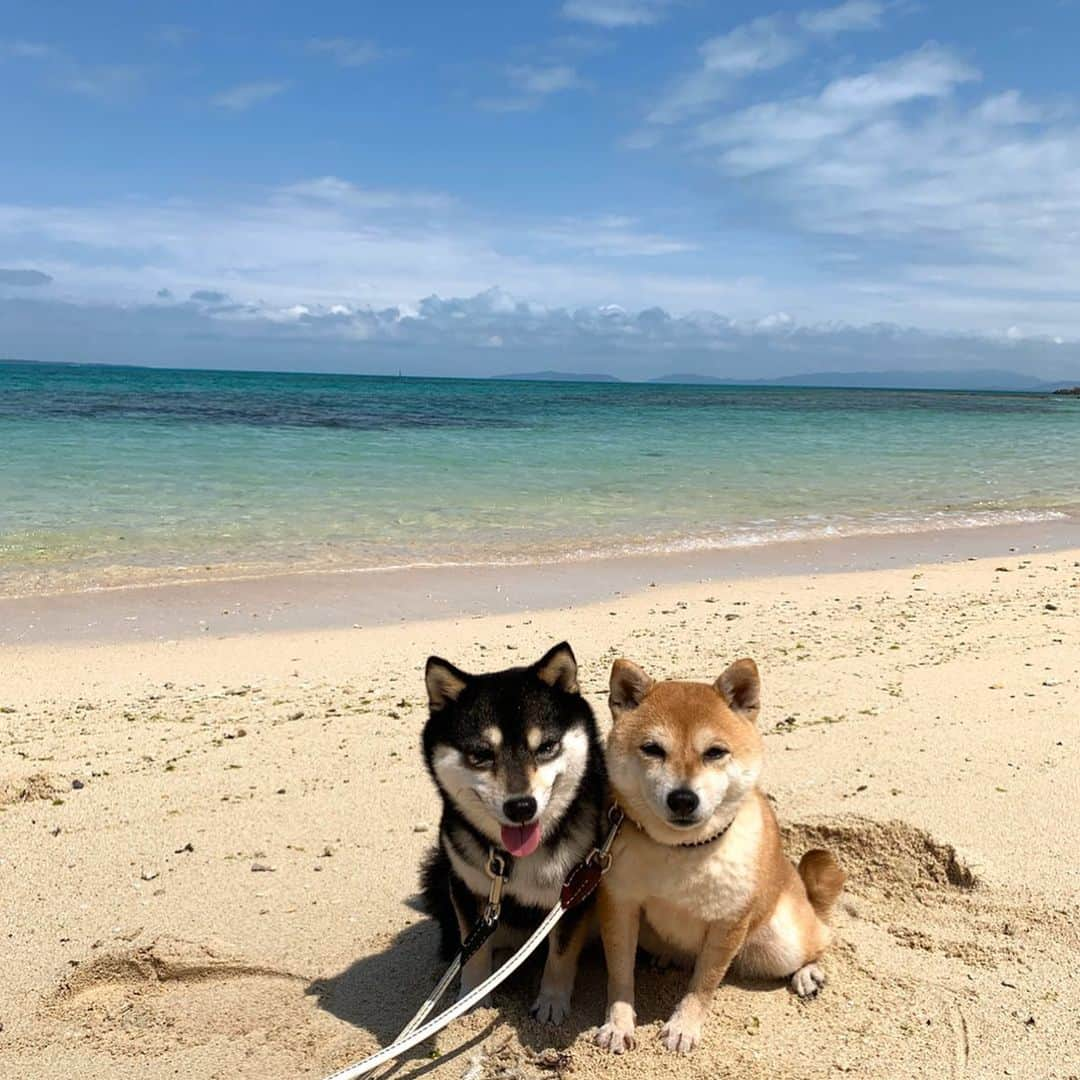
[5,358,1078,392]
[650,369,1070,391]
[494,369,1079,392]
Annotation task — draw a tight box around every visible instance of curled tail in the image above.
[798,849,845,922]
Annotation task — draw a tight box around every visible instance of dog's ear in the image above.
[533,641,579,694]
[425,656,469,712]
[610,658,653,714]
[715,658,761,725]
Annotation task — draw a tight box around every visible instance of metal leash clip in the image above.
[482,849,508,923]
[591,804,624,873]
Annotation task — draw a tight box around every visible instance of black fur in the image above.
[419,642,607,960]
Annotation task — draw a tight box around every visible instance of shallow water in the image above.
[2,361,1078,593]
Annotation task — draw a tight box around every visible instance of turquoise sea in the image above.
[2,360,1078,595]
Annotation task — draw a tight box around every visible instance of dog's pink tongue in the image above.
[501,822,542,858]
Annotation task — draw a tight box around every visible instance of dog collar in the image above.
[673,819,733,847]
[615,803,734,848]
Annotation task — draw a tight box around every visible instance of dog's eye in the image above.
[536,739,561,760]
[640,742,666,760]
[703,746,729,763]
[465,748,495,769]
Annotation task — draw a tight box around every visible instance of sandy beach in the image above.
[2,540,1079,1079]
[8,3,1080,1075]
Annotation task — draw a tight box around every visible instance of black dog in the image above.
[420,642,606,1023]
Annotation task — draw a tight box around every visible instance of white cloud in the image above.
[797,0,884,35]
[306,37,381,67]
[1,39,56,59]
[280,176,454,211]
[817,43,977,110]
[210,81,289,111]
[531,215,698,256]
[2,40,144,102]
[697,16,801,78]
[648,16,799,123]
[6,136,1080,350]
[479,64,584,112]
[560,0,672,28]
[643,3,895,126]
[0,180,727,320]
[696,45,977,168]
[3,288,1075,379]
[508,64,581,94]
[973,90,1045,126]
[65,64,143,102]
[656,34,1080,328]
[755,311,794,330]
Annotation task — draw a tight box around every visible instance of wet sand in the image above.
[4,516,1079,645]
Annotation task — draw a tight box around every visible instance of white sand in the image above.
[2,550,1078,1078]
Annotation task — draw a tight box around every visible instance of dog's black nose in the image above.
[666,788,699,817]
[503,795,538,823]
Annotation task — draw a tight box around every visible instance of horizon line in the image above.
[2,356,1077,394]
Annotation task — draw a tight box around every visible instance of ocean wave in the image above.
[1,506,1073,599]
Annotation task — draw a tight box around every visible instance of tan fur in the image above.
[798,848,846,921]
[595,659,844,1055]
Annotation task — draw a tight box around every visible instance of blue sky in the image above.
[3,0,1080,378]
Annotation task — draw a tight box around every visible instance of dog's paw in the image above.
[791,963,826,999]
[660,1014,702,1054]
[595,1022,635,1054]
[531,988,571,1025]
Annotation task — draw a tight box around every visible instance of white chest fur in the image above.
[607,799,763,954]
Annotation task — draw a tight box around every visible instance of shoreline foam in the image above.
[1,505,1073,602]
[4,514,1079,645]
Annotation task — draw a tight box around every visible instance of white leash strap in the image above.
[385,850,504,1050]
[389,953,462,1045]
[323,901,564,1080]
[322,808,623,1080]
